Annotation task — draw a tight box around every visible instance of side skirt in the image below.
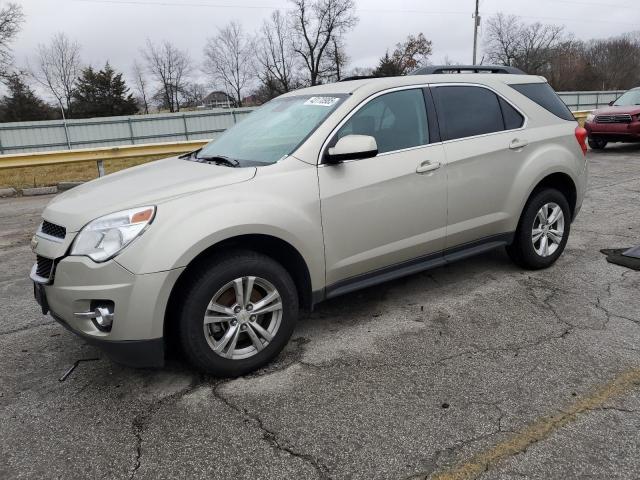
[322,232,514,301]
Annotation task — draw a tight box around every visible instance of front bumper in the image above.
[32,255,183,368]
[585,121,640,141]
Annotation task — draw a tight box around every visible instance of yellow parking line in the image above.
[431,368,640,480]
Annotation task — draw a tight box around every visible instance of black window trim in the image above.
[318,84,437,165]
[428,83,528,144]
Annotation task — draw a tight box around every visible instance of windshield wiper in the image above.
[194,153,240,168]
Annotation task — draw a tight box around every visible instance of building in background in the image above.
[200,91,236,109]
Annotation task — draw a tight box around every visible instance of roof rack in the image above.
[411,65,525,75]
[338,75,381,82]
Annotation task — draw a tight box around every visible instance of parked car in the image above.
[31,67,588,376]
[584,87,640,149]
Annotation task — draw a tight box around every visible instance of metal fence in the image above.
[0,90,626,155]
[557,90,624,111]
[0,108,254,155]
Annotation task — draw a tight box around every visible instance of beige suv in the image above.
[31,68,588,376]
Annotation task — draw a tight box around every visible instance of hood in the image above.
[43,157,256,232]
[593,105,640,116]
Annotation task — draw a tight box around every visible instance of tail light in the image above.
[575,126,588,156]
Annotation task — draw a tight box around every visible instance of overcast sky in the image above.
[11,0,640,97]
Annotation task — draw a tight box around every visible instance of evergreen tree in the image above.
[72,62,138,118]
[0,74,54,122]
[374,52,403,77]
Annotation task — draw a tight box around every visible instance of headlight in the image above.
[71,206,155,262]
[586,113,595,123]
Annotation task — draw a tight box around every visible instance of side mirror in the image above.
[325,135,378,164]
[608,100,615,106]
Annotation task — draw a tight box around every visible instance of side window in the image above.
[336,89,429,154]
[499,97,524,130]
[432,86,505,141]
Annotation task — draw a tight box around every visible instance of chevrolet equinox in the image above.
[31,67,589,376]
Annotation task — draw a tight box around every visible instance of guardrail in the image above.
[0,139,208,172]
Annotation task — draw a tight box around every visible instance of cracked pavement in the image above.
[1,144,639,479]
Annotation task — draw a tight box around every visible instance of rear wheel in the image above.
[506,188,571,270]
[588,137,607,150]
[177,250,298,377]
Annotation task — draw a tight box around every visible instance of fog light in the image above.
[74,305,114,332]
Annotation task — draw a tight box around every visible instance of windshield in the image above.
[198,94,347,166]
[613,89,640,106]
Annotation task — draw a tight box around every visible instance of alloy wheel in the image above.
[203,276,283,359]
[531,202,565,257]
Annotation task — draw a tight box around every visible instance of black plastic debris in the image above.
[59,358,100,382]
[600,248,640,271]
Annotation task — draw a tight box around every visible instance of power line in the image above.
[72,0,284,9]
[71,0,640,26]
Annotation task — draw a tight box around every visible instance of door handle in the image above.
[416,160,441,174]
[509,138,529,150]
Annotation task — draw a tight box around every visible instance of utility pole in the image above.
[472,0,480,65]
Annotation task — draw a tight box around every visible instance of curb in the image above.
[21,186,58,196]
[57,181,84,191]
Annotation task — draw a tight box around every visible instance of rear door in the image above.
[318,87,447,290]
[430,84,526,248]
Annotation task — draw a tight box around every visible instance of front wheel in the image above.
[588,137,607,150]
[177,250,298,377]
[506,188,571,270]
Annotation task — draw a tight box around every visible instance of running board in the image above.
[325,233,513,300]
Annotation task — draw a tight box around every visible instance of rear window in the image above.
[432,85,522,141]
[510,83,575,122]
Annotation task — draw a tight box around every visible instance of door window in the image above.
[335,89,429,154]
[432,85,518,141]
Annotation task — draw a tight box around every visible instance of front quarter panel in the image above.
[115,158,325,291]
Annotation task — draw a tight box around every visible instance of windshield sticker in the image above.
[304,96,340,107]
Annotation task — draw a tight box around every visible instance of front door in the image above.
[318,88,447,290]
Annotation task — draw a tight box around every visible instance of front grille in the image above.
[41,220,66,239]
[595,114,632,124]
[35,255,54,280]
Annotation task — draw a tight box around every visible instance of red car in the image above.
[584,87,640,149]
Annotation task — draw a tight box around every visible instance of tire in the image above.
[177,250,298,377]
[506,188,571,270]
[588,137,607,150]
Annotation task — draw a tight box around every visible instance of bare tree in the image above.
[0,2,24,80]
[204,21,255,107]
[289,0,358,86]
[484,14,565,74]
[142,40,192,112]
[321,36,348,81]
[256,10,298,95]
[584,35,640,90]
[132,60,150,114]
[181,82,207,108]
[31,33,82,117]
